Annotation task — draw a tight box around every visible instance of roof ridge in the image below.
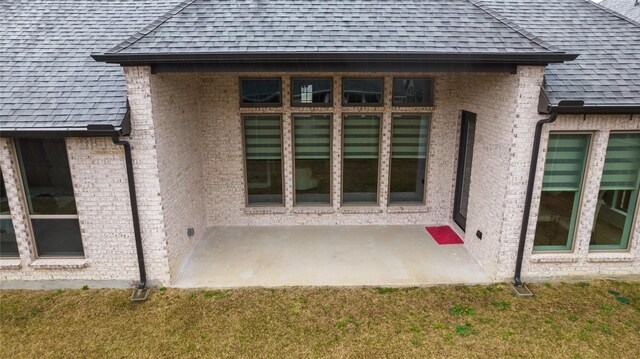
[104,0,198,54]
[581,0,640,28]
[466,0,562,53]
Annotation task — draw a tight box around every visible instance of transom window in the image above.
[342,78,383,106]
[240,79,281,106]
[292,78,332,106]
[392,78,433,106]
[16,138,84,257]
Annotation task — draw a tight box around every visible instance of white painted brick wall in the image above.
[3,65,637,286]
[449,66,545,277]
[148,73,207,280]
[199,72,464,226]
[498,114,640,280]
[0,137,142,283]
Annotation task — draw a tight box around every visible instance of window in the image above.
[16,138,83,257]
[342,114,381,205]
[389,114,430,205]
[342,78,383,106]
[392,78,433,106]
[293,114,332,205]
[292,78,332,106]
[534,134,591,251]
[0,171,19,257]
[240,79,281,106]
[590,133,640,250]
[242,115,284,206]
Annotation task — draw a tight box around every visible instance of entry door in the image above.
[453,111,477,231]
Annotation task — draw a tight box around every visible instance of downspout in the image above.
[111,134,146,290]
[87,108,147,296]
[513,111,557,288]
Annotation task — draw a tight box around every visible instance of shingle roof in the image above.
[2,0,638,132]
[100,0,564,56]
[601,0,640,21]
[0,0,182,131]
[481,0,640,107]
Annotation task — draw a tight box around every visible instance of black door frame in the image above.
[453,111,477,231]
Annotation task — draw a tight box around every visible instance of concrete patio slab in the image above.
[173,225,491,288]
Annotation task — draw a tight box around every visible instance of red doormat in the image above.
[425,226,464,245]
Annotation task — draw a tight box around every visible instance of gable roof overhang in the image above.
[92,52,578,74]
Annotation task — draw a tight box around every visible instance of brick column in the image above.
[122,66,171,285]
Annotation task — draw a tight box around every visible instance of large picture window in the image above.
[388,114,430,205]
[293,114,331,205]
[534,134,591,251]
[16,138,83,257]
[590,133,640,250]
[342,114,381,205]
[0,171,19,257]
[243,115,284,206]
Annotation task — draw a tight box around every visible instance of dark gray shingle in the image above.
[601,0,640,22]
[481,0,640,106]
[0,0,182,131]
[103,0,559,55]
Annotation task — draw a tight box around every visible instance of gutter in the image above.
[91,51,578,66]
[538,88,640,115]
[512,100,585,296]
[549,105,640,115]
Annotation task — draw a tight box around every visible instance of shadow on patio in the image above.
[173,225,491,288]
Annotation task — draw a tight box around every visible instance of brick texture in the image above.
[2,66,638,286]
[0,137,142,282]
[498,114,640,280]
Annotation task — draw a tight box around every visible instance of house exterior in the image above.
[1,0,639,288]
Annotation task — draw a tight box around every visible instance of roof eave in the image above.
[0,127,122,138]
[91,52,578,66]
[549,104,640,115]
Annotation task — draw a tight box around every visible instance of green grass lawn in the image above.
[1,281,639,358]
